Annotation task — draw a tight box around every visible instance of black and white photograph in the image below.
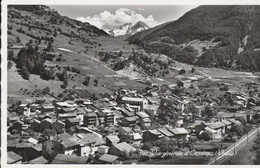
[2,0,260,166]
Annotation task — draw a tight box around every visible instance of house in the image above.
[18,104,28,114]
[27,156,48,164]
[12,120,24,131]
[30,104,40,112]
[205,121,226,134]
[8,151,23,164]
[113,111,124,125]
[109,142,136,157]
[121,97,148,111]
[98,145,110,154]
[118,127,132,136]
[132,132,142,146]
[143,129,164,142]
[98,154,119,164]
[30,119,41,132]
[168,128,189,139]
[51,154,88,164]
[157,128,174,138]
[106,135,120,146]
[76,133,105,156]
[120,108,135,117]
[40,118,53,130]
[52,120,65,133]
[203,127,219,140]
[121,116,138,127]
[228,119,241,126]
[42,133,81,161]
[84,112,97,127]
[65,118,80,128]
[144,104,159,116]
[41,105,55,113]
[58,113,77,121]
[8,140,42,162]
[140,118,152,128]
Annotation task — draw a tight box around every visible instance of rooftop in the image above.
[122,97,145,102]
[112,142,136,152]
[52,154,88,164]
[99,154,118,163]
[27,156,48,164]
[8,151,23,164]
[168,128,189,135]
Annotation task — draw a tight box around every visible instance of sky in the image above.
[49,5,198,30]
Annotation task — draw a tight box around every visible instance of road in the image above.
[208,126,260,165]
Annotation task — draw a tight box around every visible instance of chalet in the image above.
[144,104,159,116]
[98,145,110,154]
[40,118,53,130]
[106,135,120,146]
[168,128,189,139]
[207,121,226,131]
[38,114,51,121]
[132,132,142,146]
[43,133,80,160]
[65,118,80,128]
[51,154,88,164]
[52,120,65,133]
[228,118,241,126]
[98,154,119,164]
[30,104,40,112]
[30,119,41,132]
[157,128,174,138]
[121,116,138,127]
[41,105,55,113]
[120,108,135,117]
[76,133,105,156]
[18,104,28,114]
[12,120,24,131]
[136,111,151,127]
[143,129,164,142]
[109,142,136,157]
[8,151,23,164]
[118,127,132,136]
[114,111,124,125]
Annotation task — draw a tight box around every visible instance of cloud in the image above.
[76,8,157,30]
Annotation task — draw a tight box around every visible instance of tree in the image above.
[82,76,91,86]
[42,87,50,95]
[191,67,195,73]
[8,61,13,69]
[202,105,215,119]
[16,36,21,43]
[94,79,98,86]
[199,131,211,141]
[229,124,242,136]
[179,69,186,75]
[119,134,132,143]
[177,80,184,87]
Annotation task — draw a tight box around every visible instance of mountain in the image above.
[128,5,260,72]
[106,21,149,37]
[7,5,140,99]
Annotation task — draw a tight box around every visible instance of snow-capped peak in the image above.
[105,21,149,37]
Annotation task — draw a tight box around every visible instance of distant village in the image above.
[7,78,260,164]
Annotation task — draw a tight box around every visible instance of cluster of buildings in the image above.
[7,81,260,164]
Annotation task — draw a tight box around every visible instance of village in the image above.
[7,76,260,164]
